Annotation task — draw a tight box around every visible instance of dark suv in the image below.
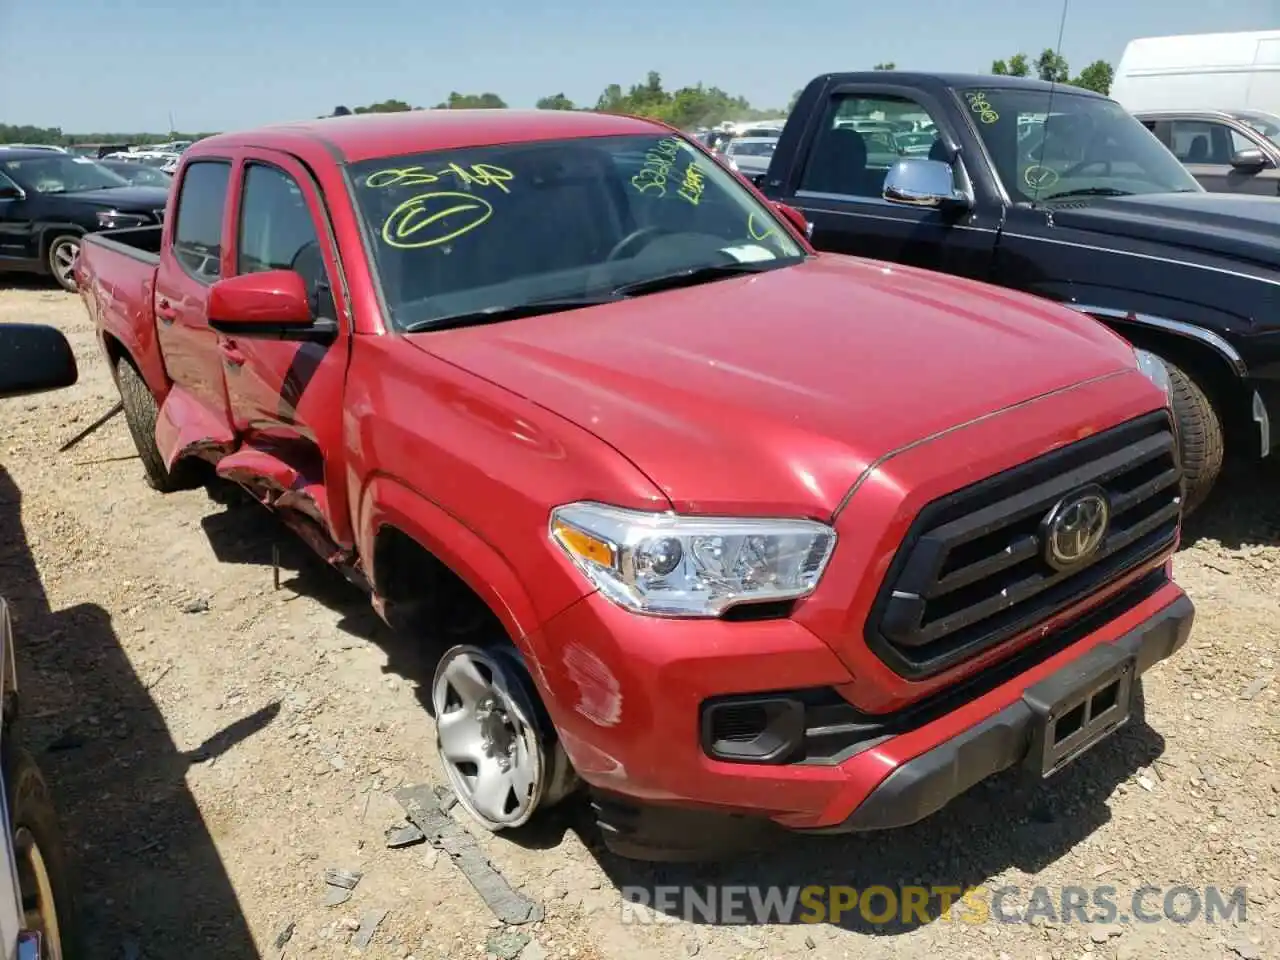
[0,149,169,291]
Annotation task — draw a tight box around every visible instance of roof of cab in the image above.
[194,109,671,164]
[818,71,1110,99]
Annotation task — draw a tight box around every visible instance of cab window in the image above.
[798,93,952,199]
[236,163,335,319]
[172,160,231,282]
[1166,120,1257,164]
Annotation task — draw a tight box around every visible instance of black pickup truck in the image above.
[758,71,1280,512]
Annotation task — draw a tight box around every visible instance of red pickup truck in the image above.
[76,109,1193,860]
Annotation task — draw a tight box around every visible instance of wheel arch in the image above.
[359,475,547,668]
[37,224,87,262]
[1066,303,1257,459]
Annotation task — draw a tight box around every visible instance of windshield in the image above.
[728,140,776,157]
[958,87,1201,203]
[1,155,130,193]
[348,133,806,330]
[109,164,171,187]
[1234,112,1280,146]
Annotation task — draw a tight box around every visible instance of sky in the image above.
[2,0,1277,133]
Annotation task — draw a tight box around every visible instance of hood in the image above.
[1048,192,1280,272]
[410,255,1139,518]
[46,185,169,211]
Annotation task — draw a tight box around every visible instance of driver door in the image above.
[769,84,998,281]
[219,149,355,546]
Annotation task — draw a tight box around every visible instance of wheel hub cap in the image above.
[432,649,543,828]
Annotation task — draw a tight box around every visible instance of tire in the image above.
[44,235,81,293]
[1163,359,1224,516]
[5,747,80,958]
[115,358,201,492]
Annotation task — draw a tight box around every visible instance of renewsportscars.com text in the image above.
[620,884,1249,926]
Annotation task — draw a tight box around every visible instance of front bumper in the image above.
[531,573,1192,833]
[801,591,1192,833]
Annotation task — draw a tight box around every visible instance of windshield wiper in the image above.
[403,296,622,333]
[1040,187,1135,200]
[612,260,786,297]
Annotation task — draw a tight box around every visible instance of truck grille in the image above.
[866,411,1181,679]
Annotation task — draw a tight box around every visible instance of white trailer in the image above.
[1111,30,1280,115]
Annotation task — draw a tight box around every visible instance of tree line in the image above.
[2,55,1116,144]
[324,72,788,130]
[990,49,1114,94]
[0,124,216,147]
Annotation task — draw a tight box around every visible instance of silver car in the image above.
[722,136,778,180]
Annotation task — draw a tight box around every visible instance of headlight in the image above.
[96,210,149,228]
[728,157,739,171]
[1134,349,1173,405]
[550,502,836,617]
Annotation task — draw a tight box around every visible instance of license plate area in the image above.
[1022,644,1134,779]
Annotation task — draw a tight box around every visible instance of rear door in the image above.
[220,149,355,546]
[153,157,238,449]
[767,81,998,280]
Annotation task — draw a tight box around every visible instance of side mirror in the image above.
[882,158,968,209]
[0,324,78,399]
[772,201,812,239]
[0,184,23,201]
[207,270,336,343]
[1230,148,1269,171]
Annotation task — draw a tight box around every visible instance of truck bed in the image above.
[78,224,167,394]
[83,224,163,265]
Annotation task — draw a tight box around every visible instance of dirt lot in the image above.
[0,283,1276,960]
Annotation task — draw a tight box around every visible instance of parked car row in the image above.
[0,148,171,291]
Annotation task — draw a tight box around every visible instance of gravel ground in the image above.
[0,283,1276,960]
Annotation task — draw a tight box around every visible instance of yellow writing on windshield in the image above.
[676,161,705,206]
[964,92,998,124]
[366,163,514,193]
[630,136,683,198]
[1023,165,1059,190]
[747,211,779,243]
[381,191,493,249]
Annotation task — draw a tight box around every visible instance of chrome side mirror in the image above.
[882,158,968,209]
[1230,147,1269,171]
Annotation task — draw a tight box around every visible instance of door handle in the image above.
[218,339,246,368]
[156,298,178,325]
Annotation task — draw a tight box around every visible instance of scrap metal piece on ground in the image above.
[385,822,426,848]
[352,908,388,950]
[395,783,544,925]
[323,886,352,907]
[323,866,363,906]
[58,401,123,453]
[273,921,295,950]
[325,867,363,889]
